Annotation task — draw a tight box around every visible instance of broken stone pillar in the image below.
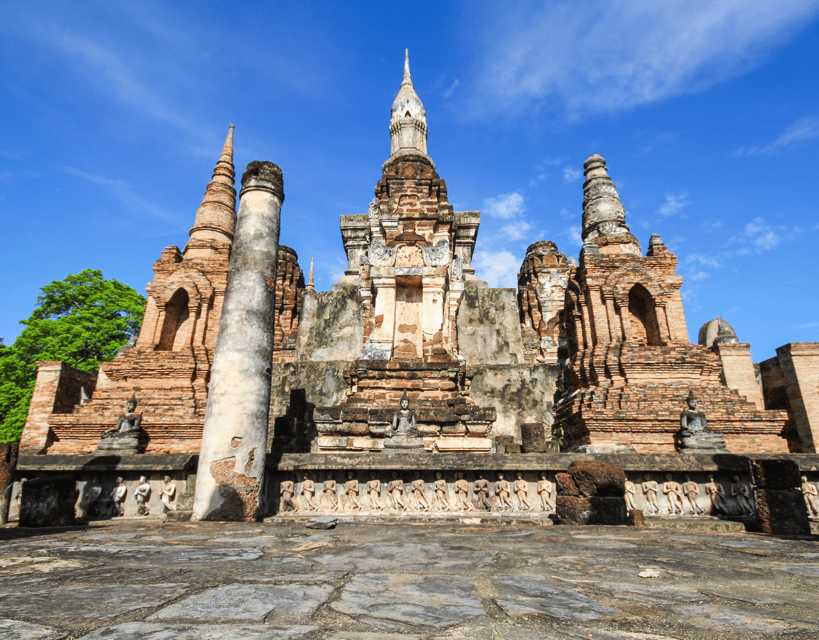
[193,161,284,521]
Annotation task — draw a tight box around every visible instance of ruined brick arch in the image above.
[627,283,662,346]
[151,270,215,351]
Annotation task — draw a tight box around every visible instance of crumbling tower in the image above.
[555,155,793,454]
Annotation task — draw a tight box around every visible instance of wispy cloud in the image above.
[483,192,526,219]
[731,117,819,156]
[658,193,691,217]
[57,165,179,224]
[472,249,520,288]
[564,225,583,247]
[443,79,460,98]
[499,220,532,241]
[468,0,819,118]
[728,216,795,252]
[563,166,582,183]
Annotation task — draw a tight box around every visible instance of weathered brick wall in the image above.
[20,362,97,454]
[774,343,819,453]
[271,245,304,363]
[714,343,764,409]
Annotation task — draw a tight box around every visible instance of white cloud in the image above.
[727,216,792,252]
[685,253,721,268]
[443,79,460,98]
[658,193,691,217]
[732,117,819,156]
[563,166,582,183]
[566,225,583,246]
[483,192,526,219]
[688,271,709,282]
[469,0,819,118]
[472,249,521,288]
[499,220,533,241]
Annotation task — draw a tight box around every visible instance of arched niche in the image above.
[157,288,191,351]
[627,284,661,346]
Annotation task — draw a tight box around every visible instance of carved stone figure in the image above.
[385,391,424,450]
[368,238,396,267]
[82,477,103,518]
[367,472,383,510]
[300,472,318,512]
[801,476,819,517]
[678,391,727,453]
[96,396,143,454]
[367,197,380,222]
[410,473,430,512]
[322,473,339,511]
[432,472,449,511]
[624,479,637,511]
[730,475,754,517]
[454,472,475,511]
[514,472,532,511]
[422,239,450,267]
[537,472,555,513]
[641,474,659,515]
[451,256,463,281]
[662,474,684,515]
[388,471,406,511]
[279,478,297,512]
[160,476,176,513]
[682,474,704,515]
[473,473,491,510]
[111,477,127,517]
[705,474,728,515]
[135,476,151,516]
[344,472,360,511]
[495,473,513,510]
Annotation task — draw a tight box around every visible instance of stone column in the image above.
[193,161,284,521]
[655,303,671,343]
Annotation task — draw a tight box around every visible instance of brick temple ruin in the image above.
[11,52,819,527]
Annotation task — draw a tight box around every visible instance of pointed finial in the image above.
[305,258,315,293]
[221,124,234,161]
[403,49,411,85]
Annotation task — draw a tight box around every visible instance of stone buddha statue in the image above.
[384,391,424,450]
[677,391,727,453]
[96,395,143,454]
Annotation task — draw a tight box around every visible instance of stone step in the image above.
[645,516,746,532]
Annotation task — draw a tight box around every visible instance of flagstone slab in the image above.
[0,584,188,620]
[492,575,628,621]
[331,573,484,628]
[0,619,65,640]
[78,623,319,639]
[148,584,333,625]
[677,604,819,634]
[314,542,495,573]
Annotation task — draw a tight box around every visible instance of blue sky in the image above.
[1,0,818,361]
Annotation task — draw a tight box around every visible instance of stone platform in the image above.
[0,518,818,639]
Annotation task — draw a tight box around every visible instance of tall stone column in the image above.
[193,161,284,521]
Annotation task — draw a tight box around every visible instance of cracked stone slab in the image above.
[149,584,333,624]
[677,604,819,634]
[0,619,66,640]
[779,564,819,577]
[594,581,704,603]
[492,575,628,622]
[58,545,263,563]
[78,623,319,639]
[331,573,484,628]
[314,543,495,573]
[0,584,188,620]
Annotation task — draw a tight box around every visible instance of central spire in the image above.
[389,49,428,160]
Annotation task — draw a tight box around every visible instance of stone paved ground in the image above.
[0,519,817,639]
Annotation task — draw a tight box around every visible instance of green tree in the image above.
[0,270,146,442]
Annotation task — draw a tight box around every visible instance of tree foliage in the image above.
[0,270,146,442]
